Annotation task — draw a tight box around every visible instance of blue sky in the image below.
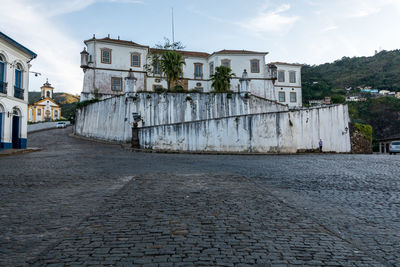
[1,0,400,94]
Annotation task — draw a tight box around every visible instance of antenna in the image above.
[171,7,175,44]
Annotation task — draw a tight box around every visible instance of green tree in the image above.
[211,66,235,92]
[331,94,346,104]
[160,50,186,90]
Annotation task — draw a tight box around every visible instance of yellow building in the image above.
[28,80,61,123]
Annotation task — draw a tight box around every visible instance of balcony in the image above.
[0,82,7,94]
[14,86,24,100]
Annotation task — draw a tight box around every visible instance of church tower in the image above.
[41,79,54,99]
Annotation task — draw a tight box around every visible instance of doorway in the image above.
[12,114,20,149]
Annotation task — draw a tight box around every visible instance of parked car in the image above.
[56,122,67,128]
[389,141,400,154]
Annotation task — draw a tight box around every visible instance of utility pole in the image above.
[171,7,175,44]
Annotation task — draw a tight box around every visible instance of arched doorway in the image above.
[12,107,21,149]
[0,103,4,149]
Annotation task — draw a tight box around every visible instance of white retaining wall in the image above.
[74,93,288,142]
[28,121,71,133]
[139,105,351,153]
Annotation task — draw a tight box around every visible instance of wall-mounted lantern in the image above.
[268,64,278,84]
[80,47,89,72]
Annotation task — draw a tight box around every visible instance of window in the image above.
[290,92,297,102]
[194,63,203,79]
[101,48,111,64]
[250,59,260,73]
[209,62,214,76]
[37,109,41,116]
[279,91,286,102]
[153,84,163,91]
[289,71,296,83]
[15,64,23,89]
[221,59,231,69]
[131,53,140,67]
[0,54,5,82]
[278,70,285,82]
[111,77,122,91]
[46,91,50,98]
[54,110,58,118]
[154,61,161,75]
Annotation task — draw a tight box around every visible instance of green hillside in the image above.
[29,92,80,120]
[302,50,400,144]
[302,50,400,102]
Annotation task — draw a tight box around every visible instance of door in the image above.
[12,116,20,149]
[0,113,2,148]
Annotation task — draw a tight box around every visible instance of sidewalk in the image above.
[0,147,41,157]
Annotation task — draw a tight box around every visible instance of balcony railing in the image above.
[14,86,24,100]
[0,82,7,94]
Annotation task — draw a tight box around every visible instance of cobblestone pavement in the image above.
[0,128,399,266]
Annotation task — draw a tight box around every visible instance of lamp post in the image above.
[239,69,250,95]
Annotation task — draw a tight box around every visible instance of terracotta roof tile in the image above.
[149,48,210,58]
[84,37,148,48]
[212,49,268,55]
[269,61,303,66]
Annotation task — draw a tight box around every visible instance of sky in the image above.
[1,0,400,94]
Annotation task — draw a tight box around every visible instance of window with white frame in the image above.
[37,109,41,116]
[194,63,203,79]
[290,92,297,102]
[221,59,231,69]
[0,54,5,83]
[111,77,122,91]
[279,91,286,102]
[154,61,161,75]
[278,70,285,82]
[250,59,260,73]
[209,62,214,76]
[101,48,111,64]
[131,53,140,67]
[289,71,296,83]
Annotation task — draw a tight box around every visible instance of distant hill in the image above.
[29,92,80,120]
[302,50,400,102]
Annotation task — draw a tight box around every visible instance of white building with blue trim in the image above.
[0,32,37,149]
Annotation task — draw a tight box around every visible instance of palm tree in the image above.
[211,66,235,92]
[161,50,186,90]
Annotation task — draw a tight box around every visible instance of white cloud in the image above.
[322,25,338,32]
[240,4,299,35]
[0,0,142,94]
[347,6,381,18]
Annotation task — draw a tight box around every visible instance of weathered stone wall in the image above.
[139,105,351,153]
[74,92,288,142]
[349,124,373,154]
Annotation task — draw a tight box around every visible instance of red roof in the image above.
[149,48,210,58]
[84,37,148,48]
[211,49,268,56]
[269,62,303,67]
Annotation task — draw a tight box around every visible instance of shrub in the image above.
[354,122,373,142]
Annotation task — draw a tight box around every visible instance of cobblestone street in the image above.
[1,128,399,266]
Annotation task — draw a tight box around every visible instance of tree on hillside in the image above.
[210,66,235,92]
[160,50,186,90]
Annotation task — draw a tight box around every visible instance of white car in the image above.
[56,122,67,128]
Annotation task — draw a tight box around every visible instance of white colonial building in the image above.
[0,32,37,150]
[80,36,302,107]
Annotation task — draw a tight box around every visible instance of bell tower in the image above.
[41,79,54,99]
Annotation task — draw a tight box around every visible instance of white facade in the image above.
[80,37,302,107]
[271,62,303,108]
[0,32,36,149]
